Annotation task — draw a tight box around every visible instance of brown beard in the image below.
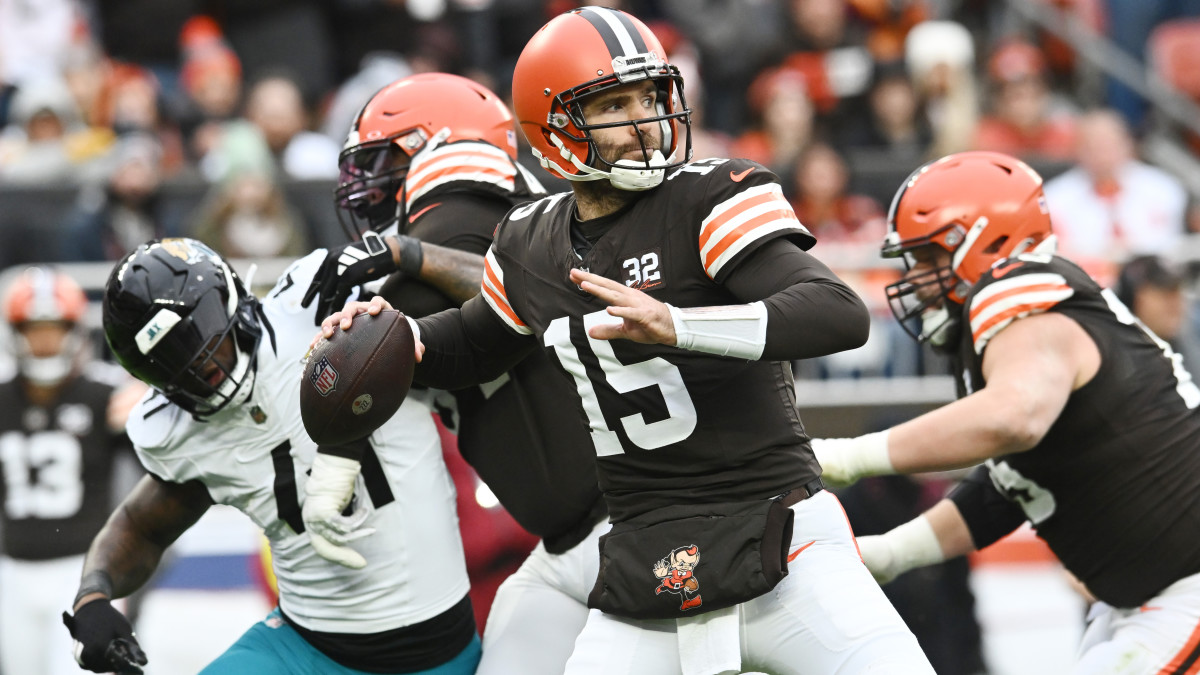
[592,126,662,167]
[573,178,640,220]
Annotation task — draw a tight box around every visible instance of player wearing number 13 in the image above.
[812,151,1200,672]
[0,268,142,675]
[325,7,933,673]
[63,239,477,674]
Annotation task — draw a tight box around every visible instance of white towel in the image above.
[676,604,741,675]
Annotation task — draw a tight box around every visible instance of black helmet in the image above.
[103,238,263,418]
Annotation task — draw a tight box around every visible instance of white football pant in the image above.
[1075,572,1200,674]
[1,553,89,675]
[478,519,609,675]
[563,490,936,674]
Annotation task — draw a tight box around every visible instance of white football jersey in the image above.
[126,251,468,634]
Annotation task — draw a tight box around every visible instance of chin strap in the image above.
[536,133,671,191]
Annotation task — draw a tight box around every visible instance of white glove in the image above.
[303,454,376,569]
[810,430,894,487]
[857,516,943,585]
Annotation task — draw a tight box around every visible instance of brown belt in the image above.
[777,478,825,508]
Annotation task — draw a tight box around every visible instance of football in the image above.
[300,309,415,446]
[684,578,699,592]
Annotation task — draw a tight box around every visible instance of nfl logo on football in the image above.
[310,356,339,397]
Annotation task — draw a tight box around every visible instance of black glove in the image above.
[62,599,148,674]
[301,231,398,323]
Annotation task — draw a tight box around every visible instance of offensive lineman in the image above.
[299,72,608,675]
[0,268,142,675]
[62,239,478,674]
[319,7,934,674]
[813,151,1200,673]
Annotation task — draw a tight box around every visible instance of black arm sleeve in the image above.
[380,194,508,318]
[414,295,538,390]
[947,465,1028,550]
[720,237,871,361]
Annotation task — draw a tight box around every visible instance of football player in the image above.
[0,268,143,675]
[62,239,478,674]
[319,7,934,674]
[300,72,608,675]
[812,151,1200,672]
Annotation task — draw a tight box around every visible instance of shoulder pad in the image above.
[968,257,1075,354]
[503,191,570,225]
[687,159,815,279]
[405,141,521,209]
[126,389,184,452]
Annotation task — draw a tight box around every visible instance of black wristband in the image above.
[395,234,424,277]
[74,570,115,606]
[317,438,371,461]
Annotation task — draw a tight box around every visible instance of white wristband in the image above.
[858,515,944,584]
[810,430,894,486]
[666,301,767,360]
[305,453,361,508]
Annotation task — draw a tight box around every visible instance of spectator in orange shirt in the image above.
[975,39,1077,161]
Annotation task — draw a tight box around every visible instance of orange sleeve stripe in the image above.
[702,209,797,269]
[482,283,525,327]
[483,258,508,299]
[482,258,525,327]
[971,300,1062,344]
[698,191,780,249]
[969,283,1073,321]
[1156,617,1200,674]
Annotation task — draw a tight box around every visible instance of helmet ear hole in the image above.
[983,235,1009,255]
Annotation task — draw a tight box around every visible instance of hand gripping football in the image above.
[301,310,415,446]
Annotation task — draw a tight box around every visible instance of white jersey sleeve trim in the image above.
[697,183,808,279]
[969,272,1074,353]
[405,142,517,209]
[480,248,531,335]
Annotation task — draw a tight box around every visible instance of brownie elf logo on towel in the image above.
[652,544,703,611]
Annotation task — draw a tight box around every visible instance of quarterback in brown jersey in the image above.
[319,7,934,674]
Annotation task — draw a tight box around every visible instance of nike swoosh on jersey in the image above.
[729,168,754,182]
[408,202,442,224]
[989,260,1024,279]
[968,272,1073,353]
[698,183,806,279]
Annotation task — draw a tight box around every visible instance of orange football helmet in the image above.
[882,151,1054,346]
[335,73,519,238]
[511,6,691,190]
[4,267,89,386]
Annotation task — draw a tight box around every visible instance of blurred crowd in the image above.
[3,0,1200,375]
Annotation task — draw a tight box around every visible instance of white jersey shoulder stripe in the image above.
[481,249,531,334]
[405,142,517,208]
[697,183,806,279]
